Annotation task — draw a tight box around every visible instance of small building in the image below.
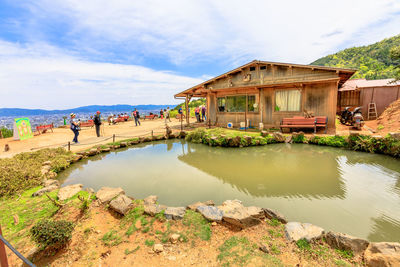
[338,79,400,119]
[175,60,356,130]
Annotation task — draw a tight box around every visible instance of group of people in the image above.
[70,111,103,143]
[195,106,206,122]
[161,107,171,123]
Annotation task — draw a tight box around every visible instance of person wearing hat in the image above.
[70,113,80,143]
[94,111,102,137]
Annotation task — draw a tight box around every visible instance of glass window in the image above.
[217,97,225,112]
[226,95,246,112]
[275,90,301,112]
[247,95,257,112]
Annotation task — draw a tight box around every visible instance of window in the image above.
[217,95,257,112]
[260,66,266,70]
[249,66,256,71]
[275,89,301,111]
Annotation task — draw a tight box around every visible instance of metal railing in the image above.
[0,225,35,267]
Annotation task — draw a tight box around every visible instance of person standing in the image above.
[70,113,80,143]
[166,107,171,122]
[94,111,102,137]
[195,106,200,122]
[133,108,141,126]
[178,106,183,121]
[160,109,164,119]
[201,105,206,122]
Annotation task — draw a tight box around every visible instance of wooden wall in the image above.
[210,80,338,129]
[360,86,400,118]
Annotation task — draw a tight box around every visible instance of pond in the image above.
[58,140,400,242]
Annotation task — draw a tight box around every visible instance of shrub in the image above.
[185,128,206,143]
[30,219,74,249]
[308,135,347,147]
[0,127,12,138]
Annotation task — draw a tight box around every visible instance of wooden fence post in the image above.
[68,142,70,151]
[113,134,115,143]
[0,225,9,267]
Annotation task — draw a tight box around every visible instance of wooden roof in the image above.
[175,60,356,98]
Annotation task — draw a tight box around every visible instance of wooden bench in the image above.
[144,114,157,120]
[280,117,317,133]
[315,116,328,133]
[36,123,54,134]
[80,120,94,127]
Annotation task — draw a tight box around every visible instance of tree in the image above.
[389,46,400,81]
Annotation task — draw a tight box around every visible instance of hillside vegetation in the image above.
[311,34,400,80]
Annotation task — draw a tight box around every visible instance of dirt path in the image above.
[0,118,185,158]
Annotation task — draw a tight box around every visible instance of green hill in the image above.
[311,34,400,79]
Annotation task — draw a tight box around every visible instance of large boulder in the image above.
[325,232,369,256]
[144,204,167,216]
[364,242,400,267]
[32,185,59,197]
[284,222,324,242]
[272,132,285,142]
[96,187,125,204]
[58,184,83,201]
[196,206,223,222]
[218,200,262,229]
[144,195,158,205]
[263,208,287,224]
[109,194,133,215]
[165,207,186,220]
[187,200,215,211]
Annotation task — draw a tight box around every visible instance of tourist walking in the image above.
[178,106,183,121]
[70,113,80,143]
[133,108,141,126]
[201,105,206,122]
[94,111,102,137]
[160,109,164,119]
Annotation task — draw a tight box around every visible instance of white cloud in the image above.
[25,0,400,65]
[0,41,202,109]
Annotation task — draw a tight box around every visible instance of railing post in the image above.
[113,134,115,143]
[68,142,70,151]
[151,130,153,139]
[0,225,9,267]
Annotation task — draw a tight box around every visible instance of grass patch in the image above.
[182,210,211,241]
[101,230,122,247]
[267,218,281,227]
[124,245,140,255]
[145,239,155,247]
[296,239,311,251]
[336,249,354,260]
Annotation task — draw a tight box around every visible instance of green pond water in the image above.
[58,140,400,242]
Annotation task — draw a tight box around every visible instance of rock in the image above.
[71,154,83,163]
[261,131,269,137]
[389,132,400,141]
[364,242,400,267]
[272,132,285,142]
[144,204,167,216]
[26,247,40,261]
[187,200,215,211]
[120,142,128,147]
[143,137,151,142]
[170,233,180,244]
[218,200,262,229]
[165,207,186,220]
[58,184,83,201]
[196,206,223,222]
[259,244,269,253]
[285,135,293,143]
[325,232,369,256]
[32,185,59,197]
[129,140,139,145]
[43,179,60,188]
[263,208,287,224]
[112,144,121,149]
[109,194,133,215]
[96,187,125,204]
[85,187,95,194]
[284,222,324,242]
[46,171,57,179]
[101,147,111,152]
[42,161,51,166]
[41,165,51,175]
[87,148,98,156]
[179,131,187,138]
[247,206,265,220]
[153,243,164,253]
[243,135,252,145]
[144,195,158,205]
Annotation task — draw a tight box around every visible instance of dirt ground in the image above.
[0,118,186,158]
[5,200,360,267]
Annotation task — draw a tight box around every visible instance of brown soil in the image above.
[367,98,400,135]
[5,202,361,267]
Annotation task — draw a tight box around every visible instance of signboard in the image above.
[13,118,33,141]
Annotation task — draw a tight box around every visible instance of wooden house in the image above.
[338,79,400,119]
[174,60,356,130]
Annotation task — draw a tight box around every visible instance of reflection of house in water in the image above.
[178,144,346,199]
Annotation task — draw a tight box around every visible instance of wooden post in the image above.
[245,94,248,132]
[151,130,153,139]
[185,95,189,126]
[0,225,9,267]
[113,134,115,143]
[68,142,71,151]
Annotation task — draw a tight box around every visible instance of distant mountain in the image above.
[311,34,400,79]
[0,104,171,117]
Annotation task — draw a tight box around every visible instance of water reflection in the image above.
[58,140,400,242]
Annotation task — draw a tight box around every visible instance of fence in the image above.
[0,225,35,267]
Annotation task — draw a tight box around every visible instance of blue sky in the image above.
[1,0,400,109]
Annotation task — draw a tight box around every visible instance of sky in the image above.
[0,0,400,109]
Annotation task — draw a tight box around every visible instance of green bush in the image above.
[185,128,206,143]
[30,219,74,249]
[308,135,348,147]
[0,127,12,138]
[292,133,305,143]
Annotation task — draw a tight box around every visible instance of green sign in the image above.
[13,118,33,140]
